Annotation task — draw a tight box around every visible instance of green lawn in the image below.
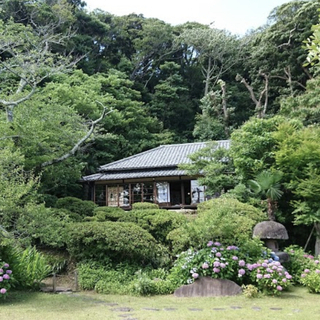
[1,286,320,320]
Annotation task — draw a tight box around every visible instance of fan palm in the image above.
[248,171,283,221]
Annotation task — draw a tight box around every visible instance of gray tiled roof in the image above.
[82,169,187,182]
[99,140,230,171]
[82,140,230,182]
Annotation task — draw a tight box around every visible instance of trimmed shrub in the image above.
[55,197,97,217]
[132,202,159,210]
[90,206,127,222]
[118,209,187,245]
[65,221,167,266]
[168,198,265,253]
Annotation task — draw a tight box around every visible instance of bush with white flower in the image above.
[0,261,13,299]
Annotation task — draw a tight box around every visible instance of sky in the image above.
[85,0,292,35]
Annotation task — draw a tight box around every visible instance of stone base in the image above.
[174,277,242,297]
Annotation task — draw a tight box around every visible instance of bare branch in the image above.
[41,104,113,168]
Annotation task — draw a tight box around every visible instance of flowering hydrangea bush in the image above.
[249,259,292,296]
[300,258,320,293]
[168,241,292,296]
[0,261,13,299]
[284,245,316,284]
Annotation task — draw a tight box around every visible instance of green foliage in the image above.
[230,116,286,180]
[55,197,97,217]
[128,270,175,296]
[180,142,238,195]
[66,221,167,266]
[242,284,259,298]
[132,202,160,210]
[3,245,51,290]
[77,261,134,292]
[118,209,187,245]
[89,206,127,222]
[168,198,265,252]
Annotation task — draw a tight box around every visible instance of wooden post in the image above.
[74,270,79,292]
[53,273,56,293]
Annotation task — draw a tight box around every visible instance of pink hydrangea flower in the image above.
[276,285,283,291]
[192,273,199,279]
[232,256,238,261]
[3,274,10,280]
[213,261,221,267]
[257,274,263,279]
[202,262,209,269]
[272,279,278,284]
[213,267,220,273]
[0,288,7,294]
[215,252,222,258]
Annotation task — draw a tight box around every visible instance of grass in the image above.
[1,286,320,320]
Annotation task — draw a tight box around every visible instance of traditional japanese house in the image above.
[82,140,230,209]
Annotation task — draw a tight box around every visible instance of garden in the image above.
[2,198,320,309]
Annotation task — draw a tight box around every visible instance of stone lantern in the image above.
[253,221,290,263]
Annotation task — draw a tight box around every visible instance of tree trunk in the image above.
[314,222,320,256]
[267,198,276,221]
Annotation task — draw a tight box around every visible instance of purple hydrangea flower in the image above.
[304,269,310,273]
[238,260,245,267]
[202,262,209,269]
[207,241,214,247]
[220,263,226,268]
[214,242,221,247]
[0,277,3,282]
[257,274,263,279]
[272,279,278,284]
[6,270,12,274]
[213,267,220,273]
[232,256,238,261]
[0,269,3,274]
[3,274,9,280]
[264,274,271,279]
[282,278,287,282]
[192,273,199,279]
[3,263,9,268]
[238,269,245,276]
[276,285,283,291]
[0,288,7,294]
[216,252,222,258]
[213,261,221,267]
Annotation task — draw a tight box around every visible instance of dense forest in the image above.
[2,0,320,250]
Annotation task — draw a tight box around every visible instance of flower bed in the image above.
[168,241,292,296]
